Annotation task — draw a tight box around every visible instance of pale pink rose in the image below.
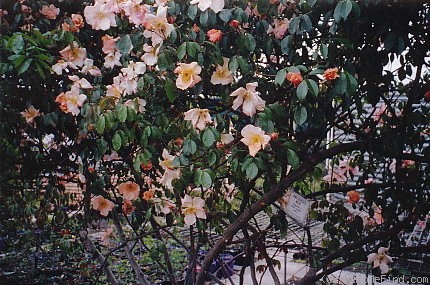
[190,0,224,13]
[55,86,87,116]
[367,247,393,274]
[267,18,289,39]
[122,0,148,25]
[159,149,180,190]
[51,60,69,75]
[231,82,265,117]
[20,105,40,123]
[143,6,174,45]
[121,61,146,78]
[174,62,202,90]
[118,181,140,200]
[91,195,115,216]
[211,57,233,85]
[40,4,60,20]
[181,194,206,226]
[80,58,102,76]
[84,2,117,31]
[106,77,124,99]
[184,108,212,130]
[104,51,122,69]
[240,124,271,157]
[124,98,146,113]
[141,44,160,66]
[116,73,138,95]
[101,35,119,55]
[59,42,87,67]
[68,75,92,89]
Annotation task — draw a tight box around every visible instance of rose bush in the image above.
[0,0,429,284]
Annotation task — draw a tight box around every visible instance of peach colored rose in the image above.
[240,124,271,157]
[101,35,119,55]
[118,181,140,201]
[122,200,136,214]
[181,195,206,226]
[143,189,155,201]
[40,4,60,20]
[207,29,223,43]
[184,108,212,130]
[211,57,233,85]
[174,62,202,90]
[347,190,360,204]
[324,68,340,81]
[91,195,115,216]
[286,72,303,87]
[59,42,87,67]
[231,82,265,117]
[20,105,40,123]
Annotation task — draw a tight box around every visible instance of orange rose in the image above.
[286,72,303,87]
[323,68,340,81]
[143,190,155,201]
[229,20,240,28]
[207,29,223,43]
[347,190,360,204]
[122,200,135,215]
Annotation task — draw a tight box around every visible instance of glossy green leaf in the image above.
[294,106,307,125]
[112,133,122,151]
[296,81,308,101]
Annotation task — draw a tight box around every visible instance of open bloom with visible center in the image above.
[40,4,60,19]
[324,68,340,81]
[59,42,87,67]
[211,57,233,85]
[141,44,160,66]
[190,0,224,13]
[84,1,117,31]
[184,108,212,130]
[91,195,115,216]
[231,82,265,117]
[122,0,148,25]
[207,29,223,43]
[174,62,202,90]
[286,72,303,87]
[240,124,271,157]
[143,5,174,45]
[20,105,40,123]
[118,181,140,200]
[367,247,393,274]
[55,86,87,116]
[181,194,206,226]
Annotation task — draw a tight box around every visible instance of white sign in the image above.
[283,191,311,226]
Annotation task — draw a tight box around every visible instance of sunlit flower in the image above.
[367,247,393,274]
[181,194,206,226]
[207,29,223,43]
[267,18,289,39]
[121,61,146,78]
[106,77,124,99]
[59,42,87,67]
[286,71,303,87]
[184,108,212,130]
[20,105,40,124]
[104,51,122,69]
[240,124,271,157]
[231,82,265,117]
[122,200,136,214]
[174,62,202,90]
[55,87,87,116]
[84,2,117,31]
[143,189,155,201]
[91,195,115,216]
[52,60,70,75]
[80,58,101,76]
[190,0,224,13]
[143,5,174,45]
[68,75,92,89]
[323,68,340,81]
[122,0,148,25]
[211,58,233,85]
[159,149,180,189]
[118,181,140,200]
[62,14,85,32]
[40,4,59,20]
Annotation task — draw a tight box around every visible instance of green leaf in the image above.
[177,43,187,60]
[294,106,307,125]
[18,58,33,75]
[228,56,238,72]
[275,69,287,86]
[244,34,256,52]
[287,149,299,168]
[257,0,270,14]
[202,128,215,147]
[187,4,198,20]
[183,139,197,155]
[296,81,308,101]
[200,10,209,26]
[112,133,122,151]
[306,79,319,96]
[201,171,212,188]
[219,9,232,23]
[165,78,177,102]
[207,152,217,166]
[157,53,169,70]
[117,105,127,123]
[96,115,106,134]
[334,0,353,22]
[8,34,24,54]
[246,162,259,180]
[187,42,200,58]
[116,34,133,54]
[289,17,300,34]
[280,35,292,55]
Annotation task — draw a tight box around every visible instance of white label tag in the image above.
[283,191,311,226]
